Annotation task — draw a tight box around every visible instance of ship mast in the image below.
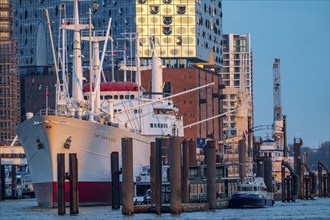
[150,35,163,100]
[71,0,84,107]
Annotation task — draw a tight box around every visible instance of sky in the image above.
[223,0,330,148]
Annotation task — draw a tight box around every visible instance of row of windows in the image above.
[138,0,172,4]
[150,123,169,129]
[0,153,26,159]
[83,94,135,100]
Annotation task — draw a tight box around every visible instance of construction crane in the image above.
[272,58,287,155]
[273,58,282,122]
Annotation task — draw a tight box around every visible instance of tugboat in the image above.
[229,177,275,208]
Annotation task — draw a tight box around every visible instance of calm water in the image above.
[0,198,329,220]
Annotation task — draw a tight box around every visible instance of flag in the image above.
[123,42,127,51]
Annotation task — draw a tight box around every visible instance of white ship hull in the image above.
[16,115,152,207]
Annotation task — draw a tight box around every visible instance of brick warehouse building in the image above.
[141,67,225,148]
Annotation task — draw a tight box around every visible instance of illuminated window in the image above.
[163,16,172,25]
[177,5,186,14]
[150,5,159,14]
[163,26,172,35]
[176,36,182,45]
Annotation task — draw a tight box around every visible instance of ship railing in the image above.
[62,18,90,26]
[81,30,107,38]
[37,109,56,116]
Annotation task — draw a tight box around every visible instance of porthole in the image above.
[163,26,172,35]
[177,5,186,14]
[150,5,159,14]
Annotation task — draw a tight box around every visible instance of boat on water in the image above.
[229,177,275,208]
[16,0,190,207]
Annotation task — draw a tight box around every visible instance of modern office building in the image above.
[15,0,223,119]
[0,0,20,145]
[220,34,253,176]
[221,33,253,139]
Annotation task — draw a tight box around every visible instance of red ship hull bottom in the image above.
[33,181,120,207]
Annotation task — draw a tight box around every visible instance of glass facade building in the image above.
[15,0,223,73]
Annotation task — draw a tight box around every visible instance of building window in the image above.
[176,36,182,45]
[234,81,240,87]
[150,5,159,14]
[163,16,172,25]
[177,5,186,15]
[234,74,240,80]
[119,7,123,15]
[163,0,172,4]
[137,0,146,3]
[163,26,172,35]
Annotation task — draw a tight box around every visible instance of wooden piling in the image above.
[188,139,196,166]
[57,153,66,215]
[111,152,120,209]
[182,139,190,203]
[318,162,322,197]
[206,140,216,210]
[11,165,17,198]
[69,153,79,215]
[150,142,156,204]
[169,137,182,214]
[264,157,273,193]
[155,138,163,215]
[238,140,246,182]
[294,138,303,199]
[122,138,134,215]
[257,159,264,178]
[0,164,5,200]
[281,161,286,202]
